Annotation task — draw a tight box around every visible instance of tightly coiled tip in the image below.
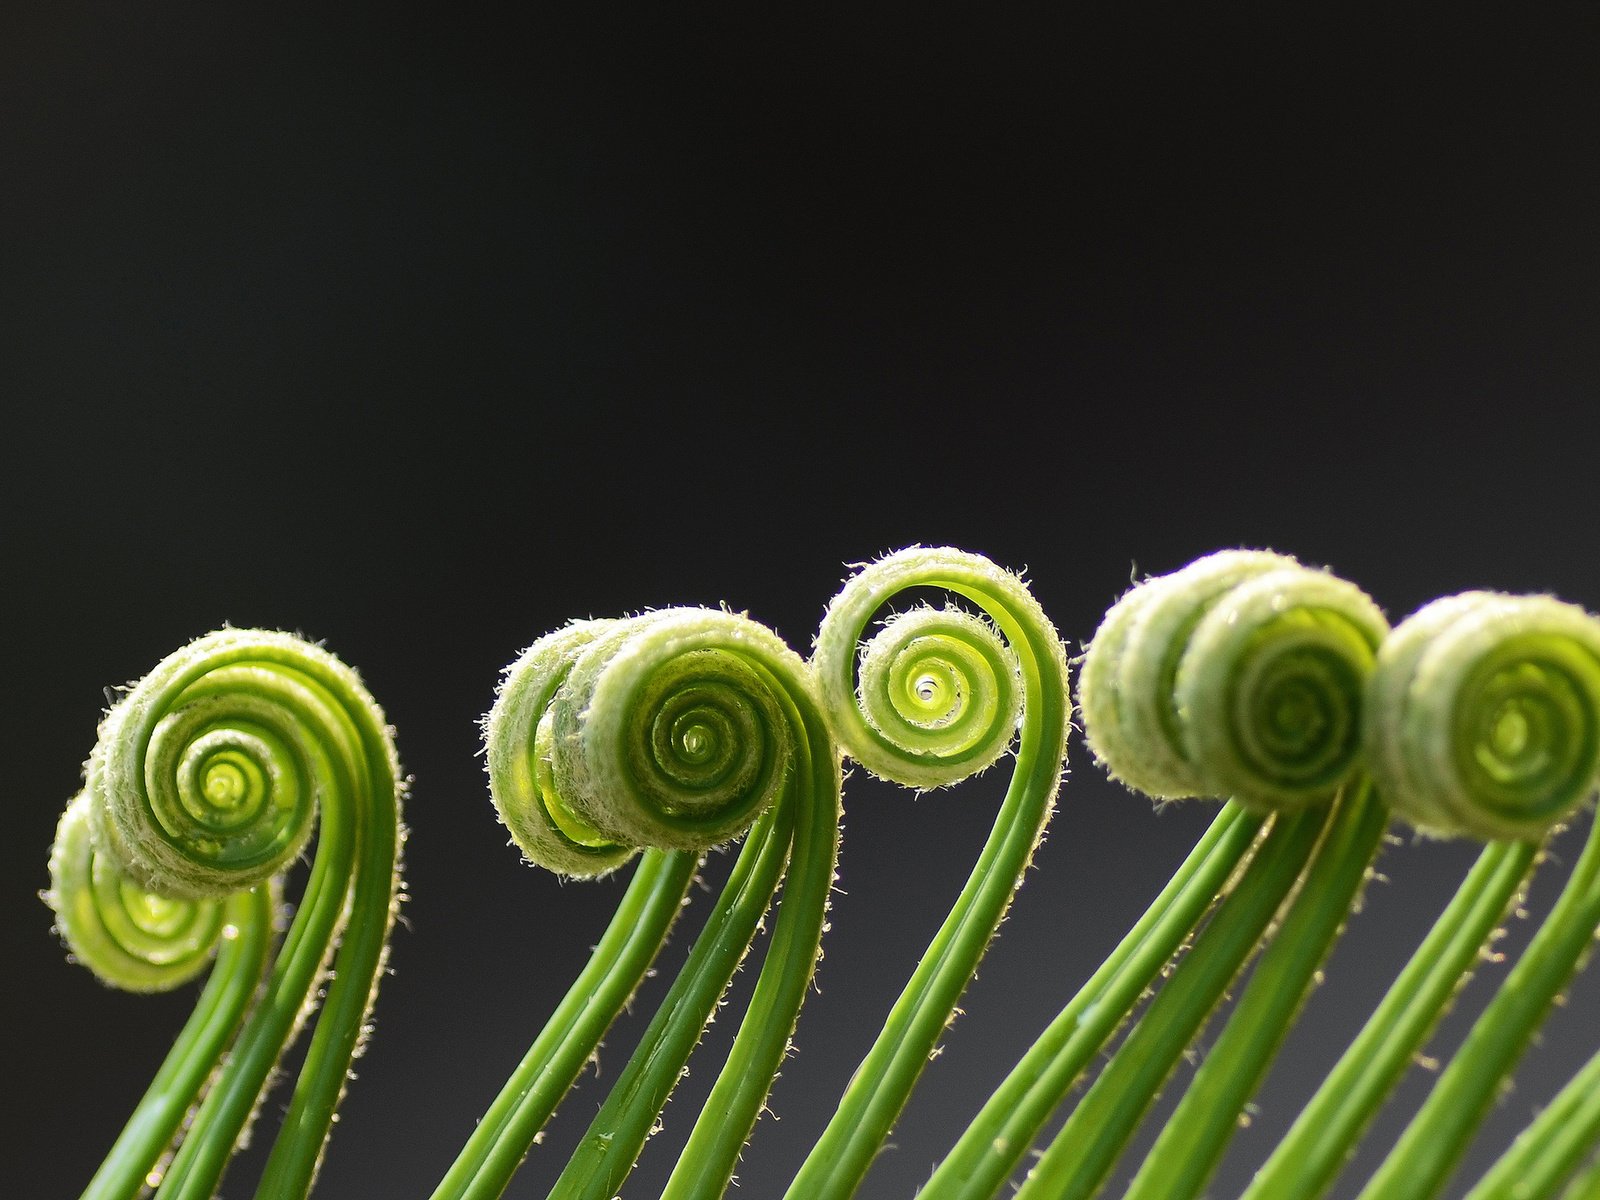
[47,792,229,993]
[84,627,398,900]
[1368,591,1600,842]
[487,608,815,878]
[812,545,1068,791]
[1080,549,1388,814]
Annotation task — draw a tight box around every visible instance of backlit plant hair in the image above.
[435,606,841,1200]
[48,629,404,1200]
[783,545,1070,1200]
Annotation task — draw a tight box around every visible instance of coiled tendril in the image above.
[48,791,228,993]
[1366,592,1600,842]
[453,605,838,1200]
[786,546,1070,1200]
[1079,549,1388,812]
[488,609,798,872]
[60,628,403,1200]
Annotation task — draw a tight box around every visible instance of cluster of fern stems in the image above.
[43,546,1600,1200]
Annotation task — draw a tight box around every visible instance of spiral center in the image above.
[204,761,248,809]
[1490,704,1531,759]
[679,722,714,762]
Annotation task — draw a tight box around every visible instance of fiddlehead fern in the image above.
[441,607,840,1200]
[969,551,1388,1200]
[784,546,1070,1200]
[63,628,404,1200]
[47,794,277,1200]
[1366,592,1600,842]
[50,791,234,994]
[1350,593,1600,1200]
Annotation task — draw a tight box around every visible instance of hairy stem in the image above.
[1121,781,1389,1200]
[429,849,698,1200]
[1242,838,1538,1200]
[1013,805,1328,1200]
[917,802,1263,1200]
[82,885,276,1200]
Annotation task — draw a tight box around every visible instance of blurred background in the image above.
[5,5,1600,1197]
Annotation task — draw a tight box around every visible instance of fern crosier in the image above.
[54,628,404,1200]
[440,606,840,1200]
[786,546,1070,1200]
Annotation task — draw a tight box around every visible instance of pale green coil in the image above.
[812,547,1053,791]
[487,608,813,877]
[86,628,394,899]
[47,791,227,993]
[1367,591,1600,841]
[1079,550,1388,813]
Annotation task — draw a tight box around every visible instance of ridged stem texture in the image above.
[1240,838,1538,1200]
[781,547,1071,1200]
[1012,803,1328,1200]
[68,630,404,1200]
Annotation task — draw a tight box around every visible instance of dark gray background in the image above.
[5,4,1600,1198]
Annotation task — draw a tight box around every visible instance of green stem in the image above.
[428,849,698,1200]
[1242,837,1538,1200]
[1013,804,1328,1200]
[917,802,1262,1200]
[1358,813,1600,1200]
[155,655,402,1200]
[1122,782,1389,1200]
[544,799,796,1200]
[784,573,1070,1200]
[1464,1008,1600,1199]
[81,886,276,1200]
[657,706,840,1200]
[1561,1154,1600,1200]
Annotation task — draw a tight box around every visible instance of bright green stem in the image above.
[918,802,1263,1200]
[1464,1011,1600,1198]
[544,799,796,1200]
[658,708,840,1200]
[1243,838,1538,1200]
[783,582,1069,1200]
[1122,782,1389,1200]
[156,668,401,1200]
[1562,1155,1600,1200]
[1013,805,1328,1200]
[81,886,275,1200]
[428,849,698,1200]
[1358,812,1600,1200]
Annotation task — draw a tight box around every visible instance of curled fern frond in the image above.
[445,606,839,1200]
[1367,592,1600,841]
[1079,549,1387,812]
[787,546,1070,1200]
[48,791,229,994]
[63,628,404,1200]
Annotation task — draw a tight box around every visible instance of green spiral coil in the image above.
[486,608,807,877]
[1078,549,1388,813]
[1366,592,1600,841]
[47,791,229,993]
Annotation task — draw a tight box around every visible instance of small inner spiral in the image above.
[1455,652,1599,823]
[92,846,220,967]
[1214,613,1371,800]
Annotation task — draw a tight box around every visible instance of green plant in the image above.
[45,548,1600,1200]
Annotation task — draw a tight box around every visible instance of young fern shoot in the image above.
[921,550,1386,1200]
[784,546,1071,1200]
[445,608,841,1200]
[47,795,277,1200]
[51,629,404,1200]
[1351,594,1600,1200]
